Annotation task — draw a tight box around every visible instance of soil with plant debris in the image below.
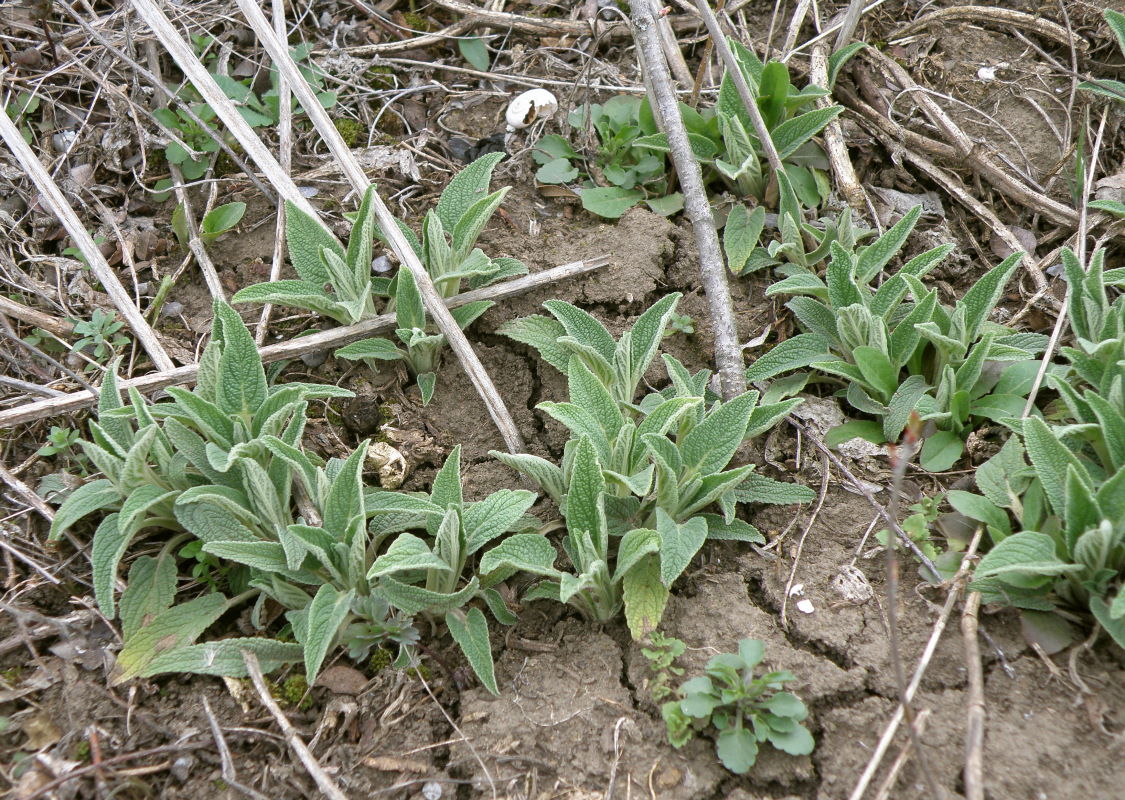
[2,1,1125,799]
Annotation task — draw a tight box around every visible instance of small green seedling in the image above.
[662,638,814,775]
[37,426,81,458]
[665,313,695,337]
[172,201,246,247]
[642,632,686,702]
[534,96,682,218]
[71,309,129,369]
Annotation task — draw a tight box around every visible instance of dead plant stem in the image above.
[634,0,746,399]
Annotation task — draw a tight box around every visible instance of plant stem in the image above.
[631,0,746,400]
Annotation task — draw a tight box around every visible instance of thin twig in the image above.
[890,5,1088,51]
[872,709,932,800]
[256,0,294,347]
[242,651,350,800]
[0,101,174,372]
[234,0,526,454]
[842,93,1053,300]
[788,417,943,579]
[22,740,207,800]
[58,4,276,203]
[781,455,830,628]
[1021,109,1106,417]
[884,428,944,800]
[635,0,745,399]
[0,257,609,428]
[863,48,1078,228]
[848,525,985,800]
[961,590,984,800]
[202,696,273,800]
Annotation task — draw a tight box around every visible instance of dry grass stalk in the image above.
[233,0,526,454]
[0,257,609,429]
[633,0,745,400]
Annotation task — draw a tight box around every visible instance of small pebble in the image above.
[421,781,442,800]
[160,301,183,318]
[170,755,194,782]
[51,130,77,152]
[371,254,392,274]
[301,350,328,368]
[796,599,815,614]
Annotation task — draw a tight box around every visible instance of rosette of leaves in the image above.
[722,173,874,277]
[952,248,1125,650]
[364,445,539,694]
[48,302,352,624]
[533,96,683,218]
[481,435,708,638]
[171,439,421,685]
[750,206,1048,471]
[497,294,813,539]
[634,40,864,209]
[234,153,526,404]
[662,638,814,774]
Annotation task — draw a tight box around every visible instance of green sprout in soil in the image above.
[663,638,813,775]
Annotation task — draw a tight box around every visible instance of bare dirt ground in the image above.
[2,1,1125,798]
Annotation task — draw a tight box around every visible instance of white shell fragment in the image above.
[796,599,815,614]
[505,88,558,131]
[366,441,408,489]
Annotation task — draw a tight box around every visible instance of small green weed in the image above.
[641,632,686,702]
[662,638,813,775]
[534,96,681,218]
[71,309,129,369]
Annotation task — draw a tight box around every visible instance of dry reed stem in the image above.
[0,257,609,429]
[633,0,745,400]
[242,651,350,800]
[234,0,526,454]
[961,590,985,800]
